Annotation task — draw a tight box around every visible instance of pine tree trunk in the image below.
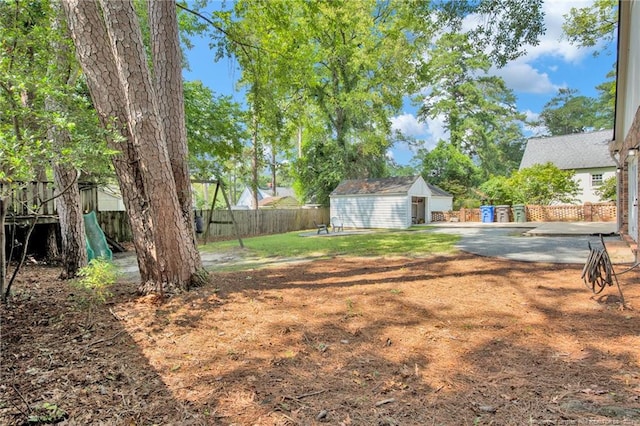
[53,166,86,278]
[0,197,6,302]
[62,0,205,294]
[48,0,87,279]
[61,0,158,284]
[45,224,60,263]
[148,0,196,236]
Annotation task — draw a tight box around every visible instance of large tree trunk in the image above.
[62,0,205,294]
[0,197,6,302]
[52,166,86,278]
[251,110,260,210]
[61,0,158,284]
[148,0,195,235]
[48,0,87,279]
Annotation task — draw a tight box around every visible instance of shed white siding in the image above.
[330,176,453,229]
[331,194,410,229]
[407,178,429,196]
[430,196,453,212]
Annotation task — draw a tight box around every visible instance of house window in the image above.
[591,173,604,187]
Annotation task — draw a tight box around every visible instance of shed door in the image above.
[411,197,426,224]
[629,156,638,242]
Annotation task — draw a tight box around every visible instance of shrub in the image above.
[75,258,118,304]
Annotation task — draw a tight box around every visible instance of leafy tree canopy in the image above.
[539,88,596,135]
[480,162,580,205]
[184,81,246,179]
[0,0,112,182]
[595,176,616,202]
[416,32,526,180]
[417,140,480,203]
[437,0,545,67]
[562,0,617,54]
[539,88,612,136]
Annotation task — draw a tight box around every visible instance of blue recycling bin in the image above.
[480,205,495,223]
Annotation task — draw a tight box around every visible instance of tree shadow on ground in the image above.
[4,254,640,425]
[110,253,640,424]
[0,266,207,425]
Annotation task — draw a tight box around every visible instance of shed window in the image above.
[591,173,603,186]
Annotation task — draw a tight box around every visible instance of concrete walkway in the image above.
[426,221,635,264]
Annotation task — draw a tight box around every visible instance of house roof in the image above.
[427,183,452,197]
[331,176,421,196]
[330,176,452,197]
[519,130,615,170]
[258,195,299,207]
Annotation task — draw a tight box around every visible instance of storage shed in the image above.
[329,176,452,229]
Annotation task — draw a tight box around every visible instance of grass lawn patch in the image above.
[200,228,459,259]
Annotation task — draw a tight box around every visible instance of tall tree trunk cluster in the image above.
[61,0,204,294]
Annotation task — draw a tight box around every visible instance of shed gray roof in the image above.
[330,176,452,197]
[519,130,615,170]
[427,183,452,197]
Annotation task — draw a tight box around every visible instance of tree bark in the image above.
[45,224,60,262]
[62,0,204,294]
[48,0,87,279]
[0,197,6,302]
[52,166,86,277]
[61,0,158,283]
[251,109,260,210]
[148,0,196,236]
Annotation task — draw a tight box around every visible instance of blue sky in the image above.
[182,0,617,166]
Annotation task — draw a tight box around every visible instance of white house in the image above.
[519,130,616,204]
[611,0,640,244]
[329,175,453,229]
[233,186,297,209]
[97,185,125,211]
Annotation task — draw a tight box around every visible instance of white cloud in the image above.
[465,0,603,96]
[422,115,448,149]
[532,0,595,63]
[391,112,448,153]
[523,109,540,122]
[391,113,427,137]
[466,0,594,63]
[521,109,548,137]
[491,61,563,94]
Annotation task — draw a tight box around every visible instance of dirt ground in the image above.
[2,252,640,425]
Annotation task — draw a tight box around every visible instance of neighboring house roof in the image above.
[258,195,299,208]
[99,184,122,199]
[520,130,615,170]
[269,186,296,198]
[331,176,452,197]
[235,186,297,208]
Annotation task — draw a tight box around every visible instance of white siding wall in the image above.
[330,194,411,229]
[573,167,616,204]
[407,179,429,196]
[622,2,640,138]
[97,192,125,211]
[430,196,453,212]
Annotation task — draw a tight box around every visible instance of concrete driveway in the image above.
[425,222,634,265]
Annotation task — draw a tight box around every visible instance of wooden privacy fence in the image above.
[1,181,97,223]
[431,202,617,223]
[96,208,331,243]
[200,209,330,240]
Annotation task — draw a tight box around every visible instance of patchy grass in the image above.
[200,228,459,259]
